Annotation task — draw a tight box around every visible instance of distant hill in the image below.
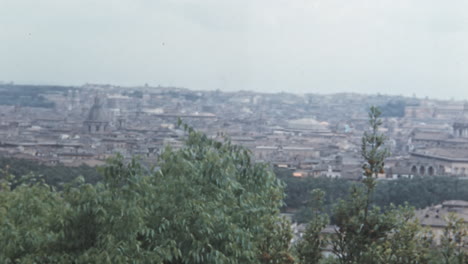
[0,84,76,108]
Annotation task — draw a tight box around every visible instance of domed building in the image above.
[83,97,109,134]
[287,118,330,133]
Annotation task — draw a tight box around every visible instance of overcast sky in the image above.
[1,0,467,99]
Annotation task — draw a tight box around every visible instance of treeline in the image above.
[378,99,407,117]
[0,157,102,188]
[5,156,467,223]
[276,168,468,222]
[0,84,75,108]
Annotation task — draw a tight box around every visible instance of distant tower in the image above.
[453,102,468,138]
[117,117,126,130]
[83,97,109,134]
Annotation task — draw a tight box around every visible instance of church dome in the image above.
[86,97,108,122]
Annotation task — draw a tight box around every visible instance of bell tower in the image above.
[453,102,468,138]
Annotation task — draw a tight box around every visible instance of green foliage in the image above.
[296,189,329,264]
[361,106,389,184]
[258,217,295,264]
[277,169,468,223]
[0,125,290,263]
[329,191,432,264]
[374,209,433,264]
[373,176,468,209]
[296,107,435,264]
[0,173,66,263]
[327,107,431,264]
[275,169,351,222]
[437,214,467,264]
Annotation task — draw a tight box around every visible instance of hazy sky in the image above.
[1,0,467,99]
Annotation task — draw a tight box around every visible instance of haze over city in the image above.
[1,0,468,99]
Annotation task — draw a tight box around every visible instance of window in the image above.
[428,166,434,176]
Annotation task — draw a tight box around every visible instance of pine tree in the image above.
[325,107,430,264]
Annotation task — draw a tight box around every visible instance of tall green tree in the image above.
[361,106,389,217]
[330,106,391,263]
[297,106,433,264]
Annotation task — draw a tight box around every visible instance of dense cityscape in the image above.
[1,83,468,180]
[1,83,467,261]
